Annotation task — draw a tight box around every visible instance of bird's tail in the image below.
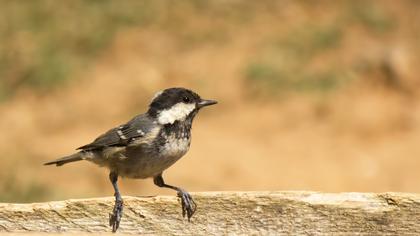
[44,152,84,166]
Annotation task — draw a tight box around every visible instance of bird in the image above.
[44,87,217,232]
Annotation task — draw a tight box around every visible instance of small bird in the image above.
[44,87,217,232]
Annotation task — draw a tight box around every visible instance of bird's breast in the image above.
[159,136,191,159]
[114,135,191,179]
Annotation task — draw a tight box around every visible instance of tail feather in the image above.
[44,152,83,166]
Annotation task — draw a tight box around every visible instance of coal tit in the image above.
[44,87,217,232]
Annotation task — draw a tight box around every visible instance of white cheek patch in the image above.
[157,102,196,124]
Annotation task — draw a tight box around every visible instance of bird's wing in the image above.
[77,114,157,151]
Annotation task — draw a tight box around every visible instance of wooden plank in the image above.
[1,191,420,235]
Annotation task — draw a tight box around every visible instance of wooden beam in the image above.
[1,191,420,234]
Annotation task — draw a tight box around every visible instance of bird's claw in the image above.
[177,190,197,221]
[109,199,123,232]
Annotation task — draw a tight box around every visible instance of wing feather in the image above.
[77,114,156,151]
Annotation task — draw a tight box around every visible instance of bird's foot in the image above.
[177,189,197,221]
[109,199,123,232]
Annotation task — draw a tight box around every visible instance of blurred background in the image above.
[1,0,420,203]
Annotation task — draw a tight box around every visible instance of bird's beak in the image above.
[197,99,218,108]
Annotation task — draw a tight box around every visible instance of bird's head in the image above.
[148,87,217,125]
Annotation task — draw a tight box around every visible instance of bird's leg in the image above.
[153,173,197,220]
[109,172,123,232]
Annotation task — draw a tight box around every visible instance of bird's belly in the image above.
[118,138,191,179]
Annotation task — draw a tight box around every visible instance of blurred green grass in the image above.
[0,0,399,101]
[0,0,159,99]
[0,172,51,203]
[348,0,395,33]
[244,24,347,94]
[244,1,396,95]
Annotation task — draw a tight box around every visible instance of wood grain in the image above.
[1,191,420,235]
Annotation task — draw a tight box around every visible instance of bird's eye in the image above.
[183,96,191,103]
